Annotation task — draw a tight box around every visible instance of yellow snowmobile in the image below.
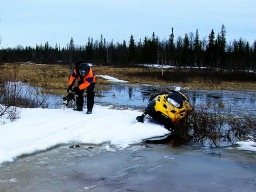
[136,90,193,130]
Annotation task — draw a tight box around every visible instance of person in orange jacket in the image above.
[67,61,96,114]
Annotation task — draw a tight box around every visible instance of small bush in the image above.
[0,66,49,120]
[174,104,256,147]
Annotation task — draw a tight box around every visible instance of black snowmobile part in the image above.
[166,92,184,108]
[146,100,174,129]
[136,113,146,123]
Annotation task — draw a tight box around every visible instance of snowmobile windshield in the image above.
[167,98,180,108]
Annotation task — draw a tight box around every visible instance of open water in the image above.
[94,84,256,115]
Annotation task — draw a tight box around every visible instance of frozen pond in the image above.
[1,144,256,192]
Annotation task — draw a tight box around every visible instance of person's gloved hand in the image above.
[72,87,79,93]
[67,85,72,93]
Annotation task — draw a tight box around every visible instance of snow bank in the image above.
[236,139,256,152]
[0,105,169,164]
[138,64,176,69]
[97,75,128,83]
[137,64,208,69]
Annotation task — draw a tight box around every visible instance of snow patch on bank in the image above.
[97,75,128,83]
[236,139,256,152]
[0,105,169,164]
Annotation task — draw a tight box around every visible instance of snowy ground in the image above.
[0,105,169,165]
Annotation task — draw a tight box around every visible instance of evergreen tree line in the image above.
[0,24,255,70]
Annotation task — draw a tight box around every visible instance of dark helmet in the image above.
[79,63,90,76]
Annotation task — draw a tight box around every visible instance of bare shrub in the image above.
[0,105,9,117]
[174,103,256,147]
[0,65,49,120]
[227,115,256,142]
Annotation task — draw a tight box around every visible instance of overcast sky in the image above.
[0,0,255,48]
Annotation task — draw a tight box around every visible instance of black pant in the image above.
[76,83,95,110]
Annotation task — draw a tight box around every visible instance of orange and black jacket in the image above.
[68,68,96,90]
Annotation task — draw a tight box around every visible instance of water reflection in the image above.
[96,84,150,108]
[6,82,256,116]
[95,84,256,115]
[188,89,256,115]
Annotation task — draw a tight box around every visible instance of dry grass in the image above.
[1,62,69,89]
[94,66,256,90]
[1,63,256,95]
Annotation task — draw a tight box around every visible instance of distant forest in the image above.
[0,24,255,70]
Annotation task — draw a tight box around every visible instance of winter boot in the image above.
[87,108,92,114]
[73,106,83,111]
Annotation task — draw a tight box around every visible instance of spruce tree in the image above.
[220,24,226,52]
[128,35,135,64]
[182,33,190,66]
[169,27,175,65]
[194,29,201,66]
[207,29,215,67]
[151,32,158,63]
[208,29,215,50]
[68,37,75,65]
